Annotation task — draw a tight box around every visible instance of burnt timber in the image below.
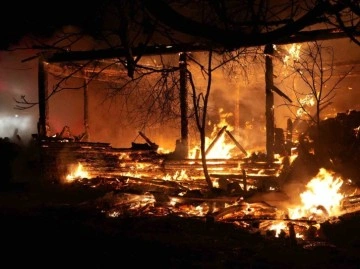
[35,25,359,186]
[39,137,282,193]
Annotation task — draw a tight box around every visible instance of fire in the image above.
[189,108,237,159]
[66,162,90,182]
[268,222,287,237]
[157,147,172,154]
[282,43,301,65]
[163,169,189,181]
[296,95,315,117]
[288,168,344,221]
[121,171,142,178]
[265,168,345,238]
[205,132,235,159]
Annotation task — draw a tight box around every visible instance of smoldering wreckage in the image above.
[1,109,360,267]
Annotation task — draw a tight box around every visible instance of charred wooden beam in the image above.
[225,130,248,156]
[138,131,159,150]
[43,44,211,63]
[39,28,360,64]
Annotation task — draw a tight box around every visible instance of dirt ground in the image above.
[0,181,359,269]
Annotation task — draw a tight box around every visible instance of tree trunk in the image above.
[200,130,213,189]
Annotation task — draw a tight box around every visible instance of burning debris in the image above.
[29,109,360,251]
[64,159,359,248]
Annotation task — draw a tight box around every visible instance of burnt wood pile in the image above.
[39,140,162,182]
[38,138,283,194]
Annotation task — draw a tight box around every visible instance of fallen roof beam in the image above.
[41,27,360,63]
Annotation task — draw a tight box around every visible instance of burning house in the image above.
[1,2,360,266]
[23,39,359,251]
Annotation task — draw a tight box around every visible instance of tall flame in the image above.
[189,108,236,159]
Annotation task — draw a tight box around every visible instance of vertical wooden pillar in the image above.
[234,83,241,137]
[38,55,49,138]
[264,44,275,162]
[83,78,89,141]
[179,52,189,158]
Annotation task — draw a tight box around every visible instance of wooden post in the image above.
[179,52,189,158]
[235,84,241,138]
[83,78,89,141]
[242,169,247,192]
[37,55,49,138]
[264,44,275,162]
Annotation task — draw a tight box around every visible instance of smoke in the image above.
[0,49,39,142]
[0,114,35,141]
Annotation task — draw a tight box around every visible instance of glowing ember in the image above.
[288,168,344,221]
[121,171,142,178]
[267,221,304,239]
[66,162,90,182]
[119,153,131,160]
[269,222,287,237]
[157,147,171,154]
[163,169,189,181]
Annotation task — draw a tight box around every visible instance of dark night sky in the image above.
[0,1,100,50]
[0,1,106,140]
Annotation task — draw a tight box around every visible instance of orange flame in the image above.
[189,108,236,159]
[282,43,301,65]
[297,95,315,117]
[163,169,189,181]
[66,162,90,182]
[288,168,344,221]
